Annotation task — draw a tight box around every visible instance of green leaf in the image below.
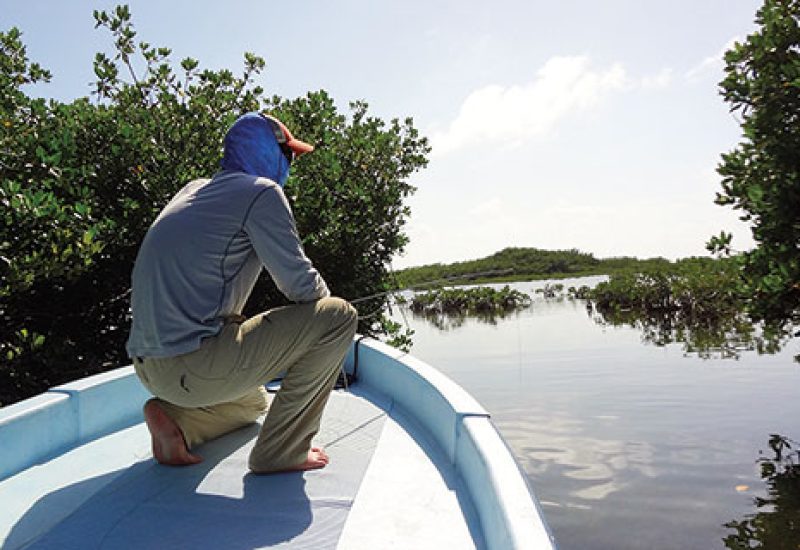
[746,185,765,203]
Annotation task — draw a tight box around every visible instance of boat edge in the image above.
[0,336,557,549]
[345,337,556,550]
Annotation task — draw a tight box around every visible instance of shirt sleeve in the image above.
[244,184,330,303]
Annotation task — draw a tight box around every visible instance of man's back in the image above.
[126,171,327,359]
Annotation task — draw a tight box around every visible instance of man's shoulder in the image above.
[212,170,279,190]
[176,177,212,194]
[200,172,289,217]
[248,179,290,213]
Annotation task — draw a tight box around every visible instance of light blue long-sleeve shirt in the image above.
[125,170,329,358]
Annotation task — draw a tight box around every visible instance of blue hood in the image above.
[220,113,291,186]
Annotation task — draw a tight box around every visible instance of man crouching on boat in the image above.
[125,113,357,473]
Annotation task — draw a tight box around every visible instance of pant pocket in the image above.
[134,357,199,407]
[179,325,240,381]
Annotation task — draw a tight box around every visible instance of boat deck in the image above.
[1,386,482,549]
[0,338,556,549]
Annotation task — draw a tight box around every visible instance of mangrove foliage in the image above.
[409,285,532,316]
[709,0,800,337]
[0,6,429,406]
[584,259,793,359]
[405,285,532,331]
[395,247,674,288]
[401,258,795,360]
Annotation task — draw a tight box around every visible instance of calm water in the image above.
[391,278,800,550]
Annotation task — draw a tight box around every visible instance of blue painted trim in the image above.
[348,337,556,549]
[0,393,76,481]
[457,417,557,549]
[346,338,488,463]
[51,366,152,442]
[0,366,152,481]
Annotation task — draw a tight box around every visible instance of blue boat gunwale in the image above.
[353,338,555,549]
[0,335,556,549]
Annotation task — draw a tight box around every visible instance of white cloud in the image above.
[686,37,740,80]
[430,56,670,157]
[641,68,673,90]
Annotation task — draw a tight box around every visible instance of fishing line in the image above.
[350,268,514,306]
[337,267,519,388]
[344,268,517,381]
[323,268,516,393]
[327,269,529,451]
[350,267,515,320]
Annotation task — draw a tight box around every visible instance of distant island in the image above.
[394,247,693,288]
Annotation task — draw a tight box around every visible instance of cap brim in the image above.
[274,117,315,156]
[287,138,314,156]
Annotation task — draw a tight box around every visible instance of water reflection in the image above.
[391,279,800,549]
[408,308,523,331]
[723,435,800,549]
[497,409,656,504]
[403,280,793,360]
[405,285,532,331]
[589,306,789,361]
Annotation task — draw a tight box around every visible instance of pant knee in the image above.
[242,387,270,420]
[318,296,358,332]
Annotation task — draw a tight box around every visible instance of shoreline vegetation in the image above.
[0,9,429,407]
[407,285,532,316]
[395,247,647,288]
[396,247,797,360]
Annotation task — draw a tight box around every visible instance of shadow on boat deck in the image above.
[7,423,320,549]
[6,385,490,549]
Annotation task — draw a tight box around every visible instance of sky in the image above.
[3,0,764,268]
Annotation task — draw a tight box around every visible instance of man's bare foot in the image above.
[255,447,329,474]
[287,447,329,471]
[143,399,202,466]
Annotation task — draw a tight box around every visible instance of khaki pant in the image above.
[134,297,358,473]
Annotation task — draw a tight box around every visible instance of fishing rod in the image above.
[330,268,527,438]
[349,268,515,306]
[334,267,517,390]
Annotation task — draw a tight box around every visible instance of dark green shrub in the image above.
[710,0,800,334]
[0,6,428,405]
